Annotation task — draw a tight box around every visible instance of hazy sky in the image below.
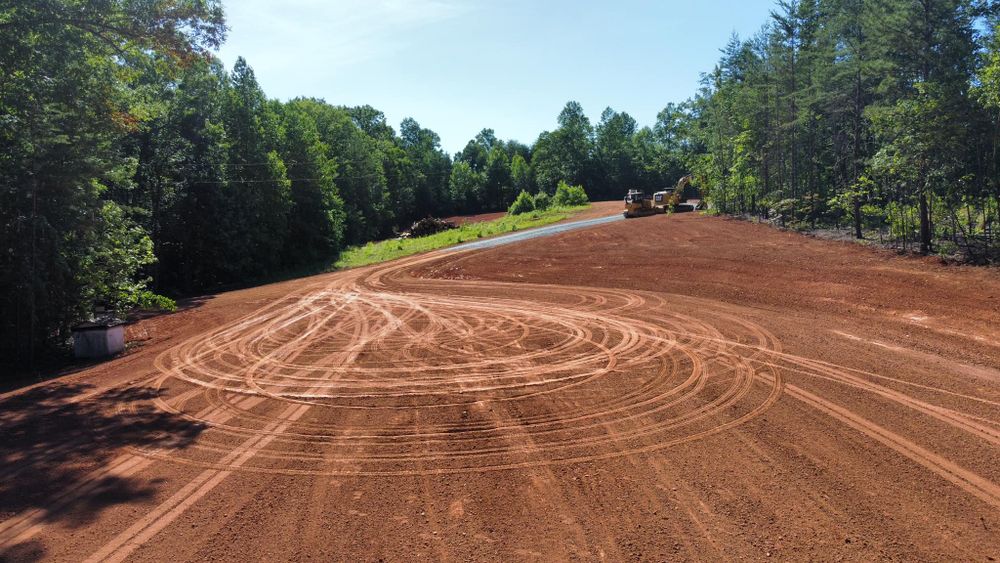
[217,0,777,153]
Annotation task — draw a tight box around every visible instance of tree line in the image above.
[9,0,998,369]
[680,0,1000,260]
[1,1,688,368]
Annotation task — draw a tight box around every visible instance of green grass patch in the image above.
[332,205,591,270]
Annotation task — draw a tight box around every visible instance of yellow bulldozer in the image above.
[623,176,691,218]
[622,190,661,218]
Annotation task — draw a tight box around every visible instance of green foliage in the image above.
[595,107,640,196]
[979,23,1000,111]
[533,192,552,211]
[553,181,590,207]
[531,102,594,193]
[769,195,827,229]
[77,202,166,316]
[399,117,452,221]
[530,100,687,201]
[508,191,536,215]
[510,154,534,194]
[485,145,513,210]
[451,130,534,215]
[449,161,485,213]
[0,0,224,366]
[135,291,177,312]
[278,100,347,266]
[334,205,590,270]
[221,59,293,277]
[682,0,998,257]
[9,0,1000,372]
[3,3,638,371]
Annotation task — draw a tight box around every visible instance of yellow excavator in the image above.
[623,176,692,218]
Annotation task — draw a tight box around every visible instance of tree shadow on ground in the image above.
[127,294,215,323]
[0,539,45,563]
[0,382,204,557]
[0,295,215,395]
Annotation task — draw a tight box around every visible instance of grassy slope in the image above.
[333,205,590,270]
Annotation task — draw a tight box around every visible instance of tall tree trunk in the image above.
[919,188,932,254]
[852,65,864,239]
[29,173,37,370]
[853,199,864,239]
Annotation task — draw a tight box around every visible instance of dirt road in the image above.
[1,212,998,561]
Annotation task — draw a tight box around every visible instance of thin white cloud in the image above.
[220,0,471,74]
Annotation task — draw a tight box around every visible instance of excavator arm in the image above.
[675,175,691,195]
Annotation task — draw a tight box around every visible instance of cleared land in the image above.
[1,211,998,562]
[443,211,507,225]
[332,203,607,270]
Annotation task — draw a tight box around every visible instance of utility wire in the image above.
[182,170,457,184]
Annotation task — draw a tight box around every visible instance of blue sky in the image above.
[217,0,777,153]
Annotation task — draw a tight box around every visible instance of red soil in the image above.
[1,211,997,562]
[444,199,622,225]
[443,211,507,225]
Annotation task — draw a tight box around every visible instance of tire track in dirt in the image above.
[81,295,368,562]
[112,251,997,484]
[118,252,786,477]
[4,220,999,560]
[782,382,1000,508]
[62,249,792,559]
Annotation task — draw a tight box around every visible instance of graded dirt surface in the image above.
[443,200,622,226]
[443,210,507,225]
[2,211,999,562]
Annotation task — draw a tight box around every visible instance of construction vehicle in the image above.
[623,190,662,218]
[672,176,701,212]
[623,176,702,218]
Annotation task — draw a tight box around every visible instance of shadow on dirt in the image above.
[127,294,215,323]
[0,539,45,562]
[0,382,204,556]
[0,295,214,396]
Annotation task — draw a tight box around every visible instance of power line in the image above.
[183,169,456,185]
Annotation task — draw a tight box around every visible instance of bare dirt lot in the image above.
[443,210,507,225]
[443,200,623,226]
[1,212,998,562]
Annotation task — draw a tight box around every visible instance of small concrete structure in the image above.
[72,318,126,359]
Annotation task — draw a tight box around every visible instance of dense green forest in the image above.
[3,0,1000,368]
[684,0,1000,260]
[0,0,686,367]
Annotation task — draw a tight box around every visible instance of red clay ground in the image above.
[443,200,621,226]
[1,211,998,562]
[443,210,507,225]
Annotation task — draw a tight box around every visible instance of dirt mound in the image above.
[402,217,457,238]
